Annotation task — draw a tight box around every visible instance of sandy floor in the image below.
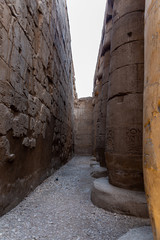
[0,156,150,240]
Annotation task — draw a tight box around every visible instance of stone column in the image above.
[93,1,112,167]
[95,50,111,167]
[105,0,145,190]
[144,0,160,238]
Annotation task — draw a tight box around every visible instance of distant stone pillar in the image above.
[105,0,145,190]
[94,2,112,167]
[95,58,105,166]
[144,0,160,238]
[95,50,111,166]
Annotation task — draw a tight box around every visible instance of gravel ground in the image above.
[0,156,150,240]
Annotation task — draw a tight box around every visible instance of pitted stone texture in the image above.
[12,114,29,137]
[22,137,36,149]
[0,136,15,162]
[108,64,144,99]
[0,104,13,135]
[111,12,144,52]
[0,0,74,215]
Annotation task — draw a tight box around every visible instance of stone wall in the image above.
[0,0,74,215]
[74,98,93,155]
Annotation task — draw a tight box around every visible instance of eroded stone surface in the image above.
[91,178,149,218]
[74,97,93,155]
[0,0,74,215]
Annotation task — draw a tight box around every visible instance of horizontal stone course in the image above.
[0,0,74,215]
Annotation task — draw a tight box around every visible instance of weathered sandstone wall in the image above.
[74,98,93,155]
[144,0,160,238]
[0,0,74,215]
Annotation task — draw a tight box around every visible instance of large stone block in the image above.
[12,113,29,137]
[0,104,13,135]
[111,12,144,52]
[28,95,41,117]
[110,41,144,73]
[9,70,24,95]
[108,64,144,99]
[113,0,145,23]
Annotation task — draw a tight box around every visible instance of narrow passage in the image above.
[0,156,149,240]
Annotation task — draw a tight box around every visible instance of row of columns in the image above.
[93,0,160,238]
[93,0,145,189]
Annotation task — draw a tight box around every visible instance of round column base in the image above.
[91,177,149,218]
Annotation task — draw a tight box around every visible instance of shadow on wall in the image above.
[0,0,74,216]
